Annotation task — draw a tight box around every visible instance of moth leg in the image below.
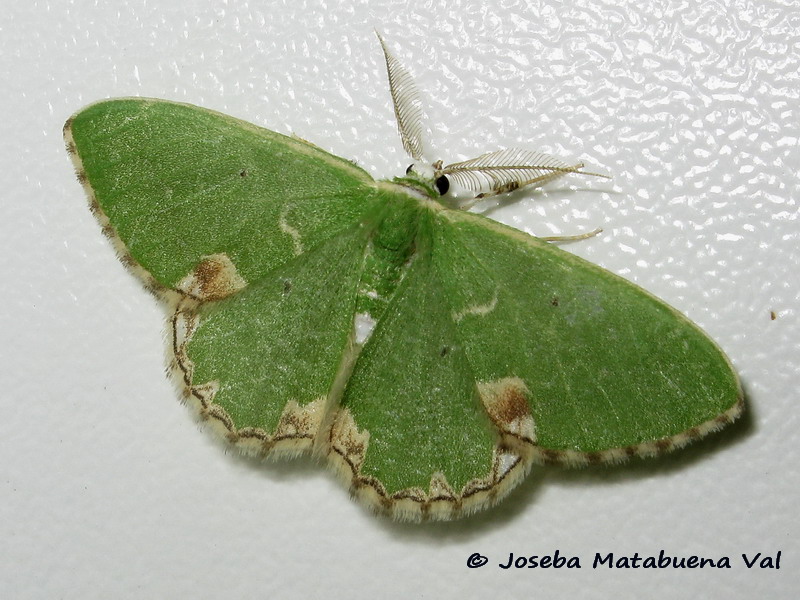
[539,227,603,243]
[459,176,563,210]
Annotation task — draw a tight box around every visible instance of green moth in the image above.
[64,35,742,521]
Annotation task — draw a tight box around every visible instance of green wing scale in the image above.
[66,67,742,521]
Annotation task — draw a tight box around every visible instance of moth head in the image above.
[405,161,450,196]
[379,33,609,206]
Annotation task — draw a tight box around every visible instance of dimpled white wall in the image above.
[1,1,796,598]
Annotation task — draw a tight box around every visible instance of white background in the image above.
[2,1,797,598]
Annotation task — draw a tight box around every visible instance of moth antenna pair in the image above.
[376,32,610,203]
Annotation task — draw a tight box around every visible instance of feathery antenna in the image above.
[376,34,609,201]
[376,32,427,161]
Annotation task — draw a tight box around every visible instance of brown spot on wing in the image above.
[177,253,247,302]
[478,377,535,446]
[492,386,529,424]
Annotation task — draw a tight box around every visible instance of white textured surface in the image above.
[1,1,797,598]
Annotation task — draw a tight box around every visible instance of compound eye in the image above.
[405,164,414,175]
[435,175,450,195]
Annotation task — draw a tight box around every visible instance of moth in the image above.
[64,35,742,521]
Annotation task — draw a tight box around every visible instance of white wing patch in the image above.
[354,312,377,345]
[279,208,304,256]
[452,293,498,323]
